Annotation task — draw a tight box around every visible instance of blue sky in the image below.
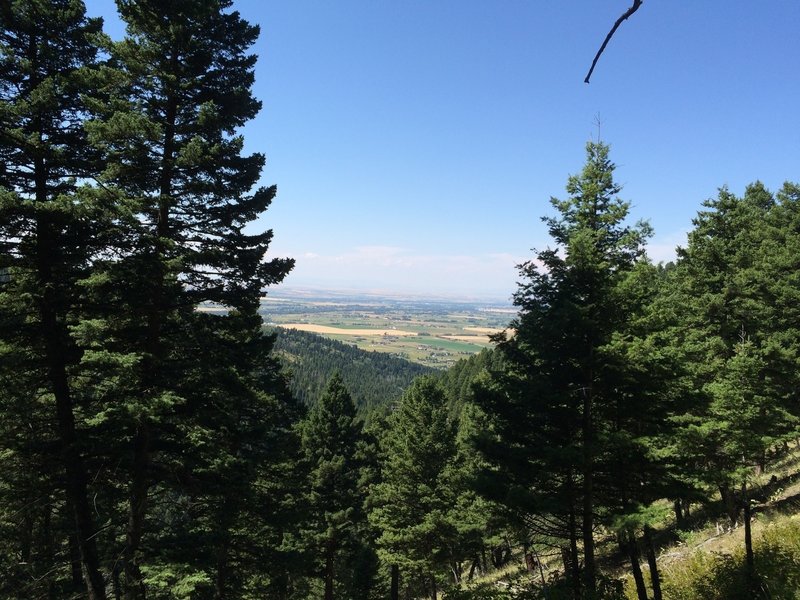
[85,1,800,300]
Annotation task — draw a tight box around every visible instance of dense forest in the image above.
[2,1,800,600]
[270,328,434,414]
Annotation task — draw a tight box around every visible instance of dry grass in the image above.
[277,323,418,337]
[441,335,493,344]
[463,326,504,334]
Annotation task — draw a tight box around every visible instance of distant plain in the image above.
[260,288,514,368]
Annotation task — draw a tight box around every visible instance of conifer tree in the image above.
[80,0,294,595]
[369,376,458,600]
[300,373,367,600]
[664,182,800,584]
[476,141,652,599]
[0,2,108,597]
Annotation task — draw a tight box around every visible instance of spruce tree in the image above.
[369,376,458,600]
[300,373,367,600]
[80,0,294,595]
[0,2,108,597]
[476,141,652,599]
[664,182,800,582]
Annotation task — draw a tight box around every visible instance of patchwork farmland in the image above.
[260,289,514,368]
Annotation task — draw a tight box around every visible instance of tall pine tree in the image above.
[0,1,108,597]
[300,373,368,600]
[81,0,294,596]
[369,376,458,600]
[476,141,652,599]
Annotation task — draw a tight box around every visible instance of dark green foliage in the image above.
[299,374,378,599]
[0,1,109,597]
[369,376,459,596]
[272,327,434,414]
[1,1,299,597]
[474,141,663,598]
[80,0,297,593]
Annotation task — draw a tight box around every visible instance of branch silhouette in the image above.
[584,0,643,84]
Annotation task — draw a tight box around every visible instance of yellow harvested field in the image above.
[463,326,503,334]
[278,324,418,337]
[441,335,493,344]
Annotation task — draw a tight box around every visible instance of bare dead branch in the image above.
[584,0,643,84]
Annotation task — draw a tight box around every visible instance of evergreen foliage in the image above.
[272,327,434,414]
[299,374,377,599]
[475,141,663,599]
[0,1,298,597]
[0,2,109,597]
[369,376,460,599]
[2,2,800,597]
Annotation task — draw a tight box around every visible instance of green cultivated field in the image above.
[260,289,514,369]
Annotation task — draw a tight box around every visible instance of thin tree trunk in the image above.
[625,531,648,600]
[37,209,107,600]
[43,501,57,600]
[123,425,149,600]
[673,499,683,526]
[430,575,437,600]
[582,383,596,598]
[69,531,83,589]
[643,526,662,600]
[390,564,399,600]
[719,484,739,525]
[569,506,581,600]
[324,540,334,600]
[213,530,231,600]
[743,481,755,577]
[467,558,478,581]
[113,563,122,600]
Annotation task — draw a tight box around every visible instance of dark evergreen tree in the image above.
[0,1,108,597]
[300,373,371,600]
[663,182,800,584]
[369,376,458,600]
[475,141,652,599]
[79,0,294,596]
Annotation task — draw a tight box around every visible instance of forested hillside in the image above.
[2,2,800,600]
[270,328,434,412]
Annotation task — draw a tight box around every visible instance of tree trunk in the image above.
[719,484,739,525]
[582,384,596,599]
[213,527,231,600]
[69,531,83,590]
[324,540,334,600]
[569,505,581,600]
[743,482,755,577]
[625,531,648,600]
[390,564,399,600]
[673,499,684,526]
[467,558,479,581]
[643,526,662,600]
[36,210,107,600]
[123,426,149,600]
[113,563,122,600]
[430,575,437,600]
[43,502,57,600]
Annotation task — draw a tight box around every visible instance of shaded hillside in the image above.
[270,327,435,413]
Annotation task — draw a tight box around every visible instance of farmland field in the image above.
[259,288,515,368]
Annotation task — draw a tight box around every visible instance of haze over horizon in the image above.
[86,0,800,298]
